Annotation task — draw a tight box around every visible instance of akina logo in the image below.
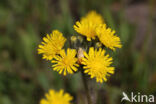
[121,92,155,103]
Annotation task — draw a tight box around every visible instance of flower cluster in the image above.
[38,11,122,83]
[38,30,79,76]
[74,11,122,50]
[38,11,122,104]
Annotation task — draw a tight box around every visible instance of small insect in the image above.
[77,48,84,64]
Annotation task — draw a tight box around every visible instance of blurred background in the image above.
[0,0,156,104]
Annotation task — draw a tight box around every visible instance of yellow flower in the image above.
[96,24,122,50]
[38,30,66,60]
[73,21,96,41]
[51,48,79,76]
[40,89,73,104]
[82,47,114,83]
[73,11,104,41]
[81,11,104,24]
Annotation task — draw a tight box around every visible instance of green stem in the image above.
[81,70,92,104]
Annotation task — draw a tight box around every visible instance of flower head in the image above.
[82,47,114,83]
[40,89,73,104]
[38,30,66,60]
[81,11,104,24]
[96,24,122,50]
[73,11,104,41]
[52,48,79,76]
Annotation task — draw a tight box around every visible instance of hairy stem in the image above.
[81,70,92,104]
